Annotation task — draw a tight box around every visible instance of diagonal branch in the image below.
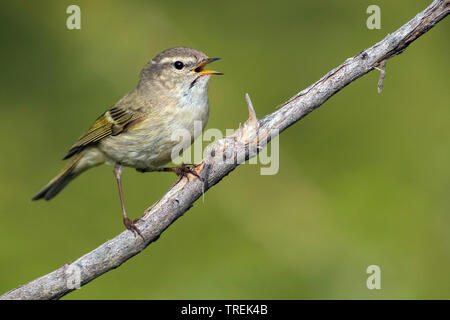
[2,0,448,300]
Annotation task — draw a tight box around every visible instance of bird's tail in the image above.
[32,153,86,201]
[33,146,107,201]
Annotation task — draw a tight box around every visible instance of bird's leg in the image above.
[155,163,202,181]
[114,163,143,239]
[138,163,205,202]
[137,163,201,179]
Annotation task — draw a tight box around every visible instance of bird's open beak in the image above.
[193,58,223,76]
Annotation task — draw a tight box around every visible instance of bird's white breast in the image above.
[100,78,210,169]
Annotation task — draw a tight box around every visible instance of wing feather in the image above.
[63,105,145,160]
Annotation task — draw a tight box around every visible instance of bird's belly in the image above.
[101,132,176,169]
[99,107,208,169]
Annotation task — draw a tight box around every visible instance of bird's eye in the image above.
[174,61,184,70]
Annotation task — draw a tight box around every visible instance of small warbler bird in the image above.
[32,47,222,235]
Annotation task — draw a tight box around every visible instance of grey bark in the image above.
[1,0,448,300]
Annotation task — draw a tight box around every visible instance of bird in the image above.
[32,47,222,236]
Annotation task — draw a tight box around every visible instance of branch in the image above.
[2,0,448,300]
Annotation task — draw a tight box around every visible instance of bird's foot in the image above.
[150,163,202,182]
[123,217,144,241]
[138,163,202,182]
[170,163,202,182]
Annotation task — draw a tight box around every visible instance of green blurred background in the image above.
[0,0,449,299]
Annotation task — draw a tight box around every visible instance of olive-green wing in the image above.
[63,106,145,160]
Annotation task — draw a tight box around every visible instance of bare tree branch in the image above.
[2,0,448,300]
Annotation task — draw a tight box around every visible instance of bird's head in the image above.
[139,47,222,96]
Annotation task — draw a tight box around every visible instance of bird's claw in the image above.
[123,217,144,241]
[174,163,203,182]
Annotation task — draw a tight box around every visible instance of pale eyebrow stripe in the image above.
[158,57,197,65]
